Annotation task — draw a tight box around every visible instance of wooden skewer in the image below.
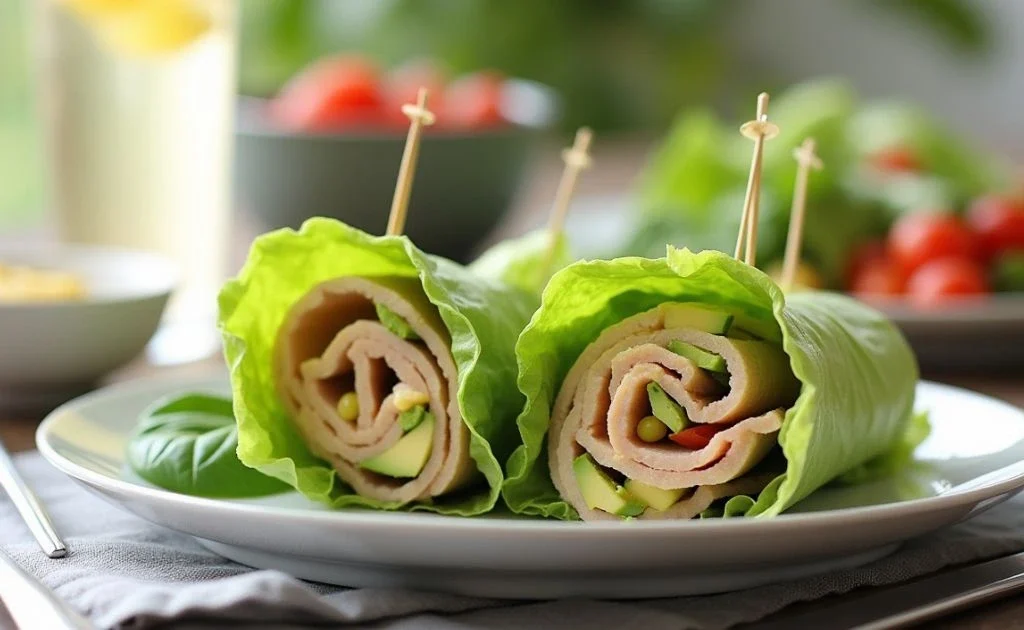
[386,87,436,236]
[781,138,824,291]
[541,127,593,274]
[734,92,780,266]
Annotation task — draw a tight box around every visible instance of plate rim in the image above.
[35,374,1024,536]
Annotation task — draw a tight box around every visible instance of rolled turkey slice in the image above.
[274,275,476,505]
[549,303,800,521]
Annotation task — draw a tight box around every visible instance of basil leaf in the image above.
[375,302,420,340]
[127,392,288,498]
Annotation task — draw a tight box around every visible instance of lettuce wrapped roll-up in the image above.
[219,218,536,514]
[504,247,918,521]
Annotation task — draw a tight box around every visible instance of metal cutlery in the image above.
[0,439,65,558]
[751,550,1024,629]
[0,547,92,630]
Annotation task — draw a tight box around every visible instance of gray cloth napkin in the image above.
[3,452,1024,630]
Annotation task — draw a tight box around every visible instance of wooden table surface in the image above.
[2,137,1023,628]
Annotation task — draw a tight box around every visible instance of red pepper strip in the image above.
[668,424,726,450]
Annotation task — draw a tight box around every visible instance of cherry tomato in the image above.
[271,55,384,131]
[383,59,448,128]
[844,239,889,290]
[443,71,506,129]
[965,195,1024,262]
[906,258,989,307]
[888,212,980,275]
[850,259,906,297]
[668,424,724,450]
[869,146,921,173]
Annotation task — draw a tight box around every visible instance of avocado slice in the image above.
[624,479,686,512]
[360,415,434,478]
[664,304,733,335]
[730,311,782,342]
[572,454,645,517]
[646,382,689,433]
[667,340,727,373]
[725,328,757,341]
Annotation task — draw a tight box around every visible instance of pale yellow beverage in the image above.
[34,0,237,362]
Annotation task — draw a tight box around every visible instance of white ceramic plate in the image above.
[37,375,1024,599]
[0,244,175,410]
[564,196,1024,371]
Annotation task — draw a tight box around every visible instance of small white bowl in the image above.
[0,244,176,411]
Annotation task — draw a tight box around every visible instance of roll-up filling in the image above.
[549,303,801,521]
[274,275,476,505]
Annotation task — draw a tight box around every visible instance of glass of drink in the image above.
[32,0,238,365]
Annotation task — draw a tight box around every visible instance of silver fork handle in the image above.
[0,547,93,630]
[0,443,65,558]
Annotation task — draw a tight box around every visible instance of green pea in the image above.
[637,415,668,443]
[337,392,359,422]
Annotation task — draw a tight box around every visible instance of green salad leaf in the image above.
[126,393,288,498]
[627,78,1010,289]
[638,108,744,217]
[469,229,572,297]
[835,410,931,486]
[218,217,537,515]
[848,102,1008,199]
[503,247,918,519]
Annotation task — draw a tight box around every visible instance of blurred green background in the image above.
[0,0,999,228]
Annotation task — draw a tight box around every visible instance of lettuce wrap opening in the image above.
[219,218,537,515]
[503,247,918,520]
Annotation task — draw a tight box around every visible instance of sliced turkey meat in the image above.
[549,303,800,521]
[274,275,476,504]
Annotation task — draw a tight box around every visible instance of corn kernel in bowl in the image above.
[0,264,88,303]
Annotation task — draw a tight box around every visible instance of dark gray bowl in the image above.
[233,84,556,262]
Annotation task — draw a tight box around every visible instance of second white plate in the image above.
[37,375,1024,599]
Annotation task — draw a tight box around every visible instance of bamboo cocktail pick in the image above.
[734,92,780,266]
[386,87,437,236]
[780,138,824,292]
[541,127,594,275]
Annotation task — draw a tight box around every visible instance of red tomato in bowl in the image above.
[906,257,989,307]
[271,55,385,131]
[850,259,906,297]
[443,71,507,129]
[844,239,888,289]
[965,195,1024,262]
[888,212,980,275]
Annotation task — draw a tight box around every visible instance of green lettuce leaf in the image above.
[218,217,537,515]
[503,247,918,519]
[848,102,1008,199]
[626,78,1010,290]
[469,229,572,297]
[834,410,931,486]
[756,78,858,196]
[637,108,744,218]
